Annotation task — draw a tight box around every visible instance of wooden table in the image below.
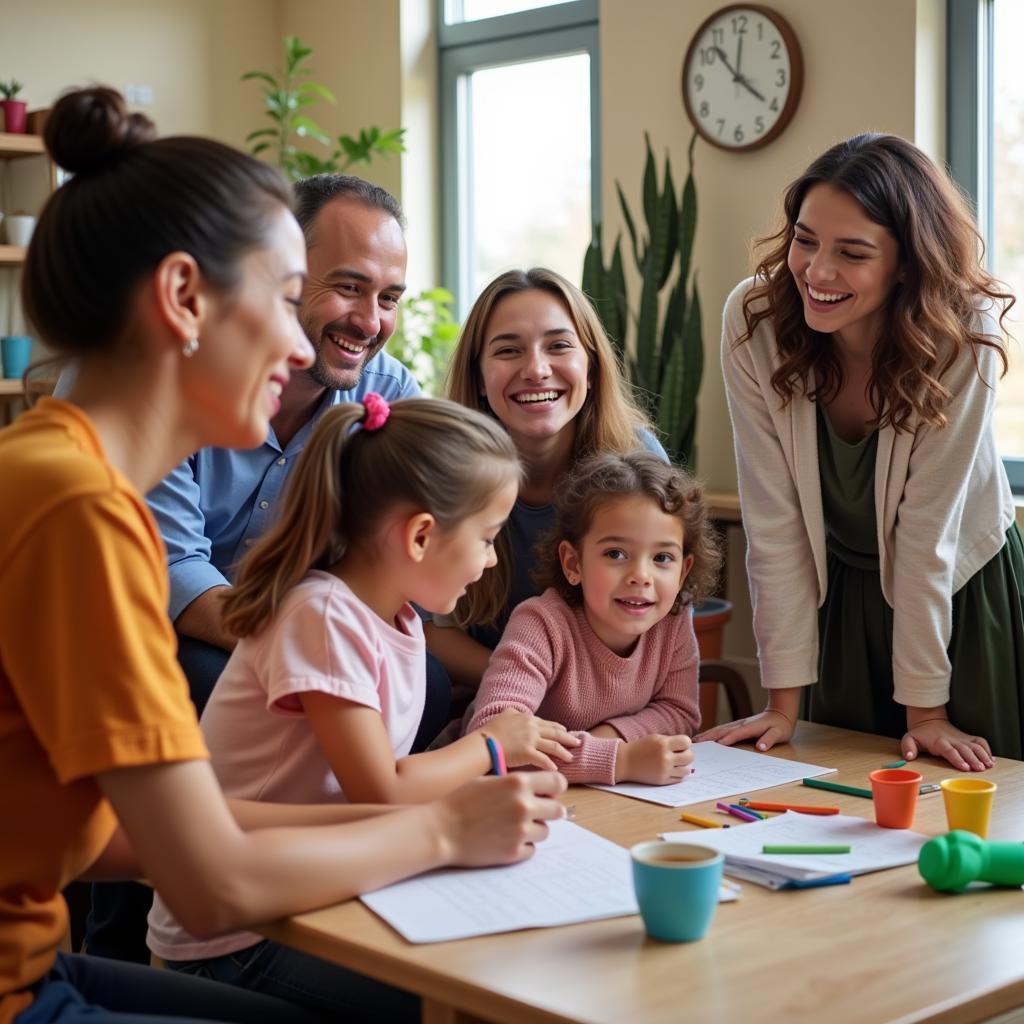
[261,724,1024,1024]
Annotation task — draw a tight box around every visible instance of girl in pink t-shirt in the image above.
[148,396,577,972]
[465,450,722,786]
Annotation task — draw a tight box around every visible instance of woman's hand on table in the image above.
[902,712,994,772]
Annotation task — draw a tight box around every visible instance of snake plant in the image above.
[582,133,702,468]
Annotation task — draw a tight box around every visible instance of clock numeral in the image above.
[731,14,747,35]
[776,68,787,87]
[755,115,765,134]
[699,101,709,118]
[716,118,725,137]
[712,27,724,45]
[770,96,779,112]
[734,125,745,143]
[694,73,704,92]
[771,40,781,59]
[699,47,717,66]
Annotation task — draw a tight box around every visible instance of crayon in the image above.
[802,777,873,799]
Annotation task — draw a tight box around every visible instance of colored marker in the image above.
[802,777,872,799]
[739,800,840,816]
[484,735,506,776]
[779,873,852,890]
[884,760,908,769]
[716,801,760,823]
[762,844,851,855]
[730,803,766,819]
[919,783,940,795]
[679,812,728,829]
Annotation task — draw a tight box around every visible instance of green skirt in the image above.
[805,525,1024,759]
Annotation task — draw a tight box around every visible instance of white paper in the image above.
[360,820,737,943]
[591,741,835,807]
[663,811,929,885]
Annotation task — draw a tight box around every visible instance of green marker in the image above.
[802,777,873,799]
[883,760,908,769]
[763,844,851,855]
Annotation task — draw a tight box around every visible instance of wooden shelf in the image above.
[0,244,27,265]
[0,132,45,158]
[0,378,55,397]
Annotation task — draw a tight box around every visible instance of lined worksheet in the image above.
[590,741,835,807]
[360,819,736,943]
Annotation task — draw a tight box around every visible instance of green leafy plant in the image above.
[242,36,405,181]
[582,133,702,468]
[388,288,461,397]
[0,79,24,101]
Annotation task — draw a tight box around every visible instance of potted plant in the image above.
[388,287,460,397]
[242,36,405,181]
[582,133,731,714]
[1,80,27,134]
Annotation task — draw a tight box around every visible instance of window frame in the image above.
[438,0,600,314]
[946,0,1024,490]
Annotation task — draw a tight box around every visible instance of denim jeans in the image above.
[167,939,419,1023]
[15,952,328,1023]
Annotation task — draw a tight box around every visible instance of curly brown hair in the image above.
[738,133,1014,431]
[531,451,721,614]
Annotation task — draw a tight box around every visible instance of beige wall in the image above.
[0,0,278,339]
[278,0,404,201]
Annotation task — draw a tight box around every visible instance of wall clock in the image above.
[682,4,803,152]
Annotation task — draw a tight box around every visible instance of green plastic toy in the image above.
[918,831,1024,894]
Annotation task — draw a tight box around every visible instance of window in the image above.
[440,0,599,315]
[948,0,1024,483]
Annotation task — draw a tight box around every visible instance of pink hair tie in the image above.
[361,392,391,431]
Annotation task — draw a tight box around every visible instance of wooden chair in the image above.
[698,659,753,721]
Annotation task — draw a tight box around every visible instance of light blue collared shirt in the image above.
[146,353,419,620]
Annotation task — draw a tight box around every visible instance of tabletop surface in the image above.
[261,723,1024,1024]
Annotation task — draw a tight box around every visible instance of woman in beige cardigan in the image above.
[700,134,1021,768]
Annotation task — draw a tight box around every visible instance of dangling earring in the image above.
[182,337,199,358]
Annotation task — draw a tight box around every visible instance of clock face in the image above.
[682,5,803,151]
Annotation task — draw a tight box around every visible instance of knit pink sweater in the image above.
[465,588,700,784]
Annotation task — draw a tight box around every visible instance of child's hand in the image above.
[616,734,694,785]
[436,772,568,867]
[480,710,581,771]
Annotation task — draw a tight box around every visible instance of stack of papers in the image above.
[361,820,737,943]
[663,812,929,889]
[591,741,836,808]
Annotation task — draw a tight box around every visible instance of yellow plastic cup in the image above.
[940,778,997,838]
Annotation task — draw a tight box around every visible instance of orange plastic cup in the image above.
[869,768,923,829]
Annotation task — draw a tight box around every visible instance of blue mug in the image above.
[630,840,724,942]
[1,335,32,379]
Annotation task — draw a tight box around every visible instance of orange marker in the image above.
[740,800,840,816]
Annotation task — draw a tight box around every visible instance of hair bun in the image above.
[45,87,157,175]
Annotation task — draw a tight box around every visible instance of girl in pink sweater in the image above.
[465,450,722,785]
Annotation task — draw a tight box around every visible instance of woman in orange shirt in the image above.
[0,87,565,1024]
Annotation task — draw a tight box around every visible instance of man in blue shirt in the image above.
[155,174,419,697]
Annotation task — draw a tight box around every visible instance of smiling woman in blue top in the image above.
[429,267,667,687]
